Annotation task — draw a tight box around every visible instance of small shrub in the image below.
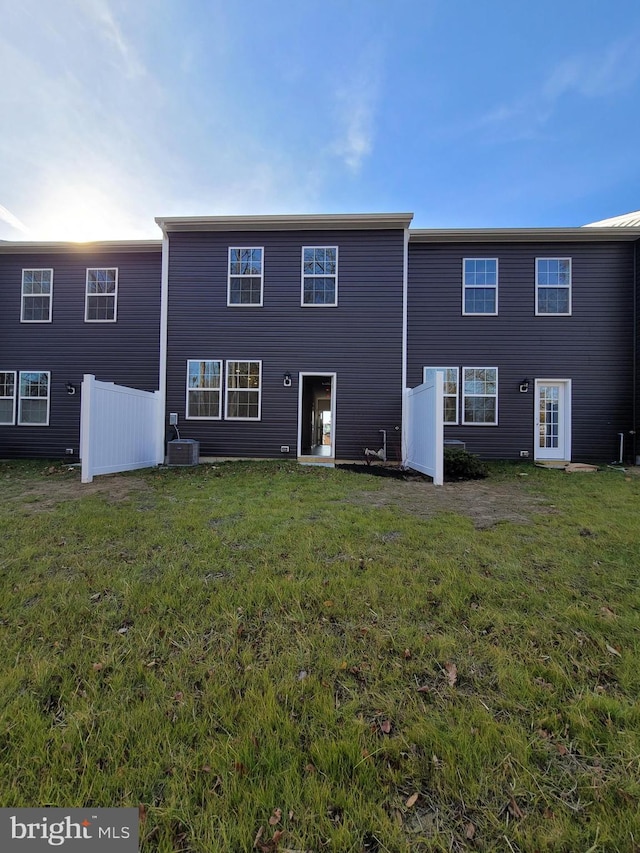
[444,447,488,480]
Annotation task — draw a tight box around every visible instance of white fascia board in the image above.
[409,227,640,243]
[0,240,161,254]
[155,213,414,232]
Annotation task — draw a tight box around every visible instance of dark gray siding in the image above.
[166,229,405,460]
[0,250,161,459]
[408,240,635,461]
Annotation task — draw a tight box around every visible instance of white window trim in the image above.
[85,268,118,323]
[462,258,498,316]
[21,268,53,323]
[225,360,262,421]
[0,370,17,425]
[424,366,459,425]
[227,247,264,307]
[185,359,222,420]
[301,246,338,307]
[17,370,50,427]
[535,257,572,316]
[462,366,498,426]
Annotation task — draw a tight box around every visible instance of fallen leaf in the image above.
[405,792,419,808]
[543,807,555,819]
[380,719,392,734]
[444,662,458,687]
[606,644,622,657]
[555,743,569,756]
[269,808,282,826]
[507,797,524,819]
[173,691,184,702]
[323,600,334,607]
[138,804,147,823]
[416,685,431,693]
[465,822,476,840]
[253,826,264,848]
[403,648,411,659]
[600,606,616,619]
[145,659,157,668]
[92,662,104,671]
[201,764,211,773]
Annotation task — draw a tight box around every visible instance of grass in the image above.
[1,459,639,852]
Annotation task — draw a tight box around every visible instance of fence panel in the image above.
[403,370,444,485]
[80,374,161,483]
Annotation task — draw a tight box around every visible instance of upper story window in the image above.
[424,367,459,424]
[462,367,498,425]
[302,247,338,306]
[536,258,571,315]
[0,371,16,425]
[228,248,263,306]
[463,258,498,315]
[21,269,53,322]
[86,268,118,322]
[226,360,261,420]
[18,371,50,426]
[186,360,222,419]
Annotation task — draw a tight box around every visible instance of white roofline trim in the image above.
[154,213,414,232]
[0,240,161,254]
[409,227,640,243]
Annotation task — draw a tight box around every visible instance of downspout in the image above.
[156,227,170,464]
[401,226,409,466]
[634,238,638,464]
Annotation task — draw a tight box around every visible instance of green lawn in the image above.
[1,460,639,852]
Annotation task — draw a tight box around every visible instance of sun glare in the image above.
[28,185,150,242]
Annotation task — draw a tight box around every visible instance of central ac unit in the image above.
[167,439,200,466]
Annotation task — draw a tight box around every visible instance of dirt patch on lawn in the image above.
[342,466,549,529]
[1,466,150,513]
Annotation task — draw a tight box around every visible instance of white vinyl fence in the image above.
[403,369,444,485]
[80,374,162,483]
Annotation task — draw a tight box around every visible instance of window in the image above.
[536,258,571,315]
[226,361,261,420]
[186,360,222,419]
[463,258,498,315]
[302,246,338,306]
[86,268,118,321]
[424,367,459,424]
[18,371,50,426]
[228,248,263,306]
[0,372,16,424]
[462,368,497,425]
[21,269,53,322]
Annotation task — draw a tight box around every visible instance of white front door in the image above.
[534,380,571,461]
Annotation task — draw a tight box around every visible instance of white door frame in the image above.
[534,379,572,461]
[297,372,337,458]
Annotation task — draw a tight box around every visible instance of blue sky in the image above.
[1,0,640,240]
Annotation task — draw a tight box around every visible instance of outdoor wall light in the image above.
[283,372,292,388]
[66,382,77,396]
[519,378,530,393]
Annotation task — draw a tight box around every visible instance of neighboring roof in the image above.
[410,226,640,243]
[583,210,640,228]
[155,212,414,233]
[0,240,161,254]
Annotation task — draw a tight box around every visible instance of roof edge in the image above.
[155,213,414,233]
[0,239,162,254]
[409,227,640,243]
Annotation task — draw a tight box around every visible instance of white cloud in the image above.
[0,204,29,236]
[468,32,640,143]
[331,48,381,174]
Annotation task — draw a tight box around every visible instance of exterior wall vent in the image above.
[167,439,200,466]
